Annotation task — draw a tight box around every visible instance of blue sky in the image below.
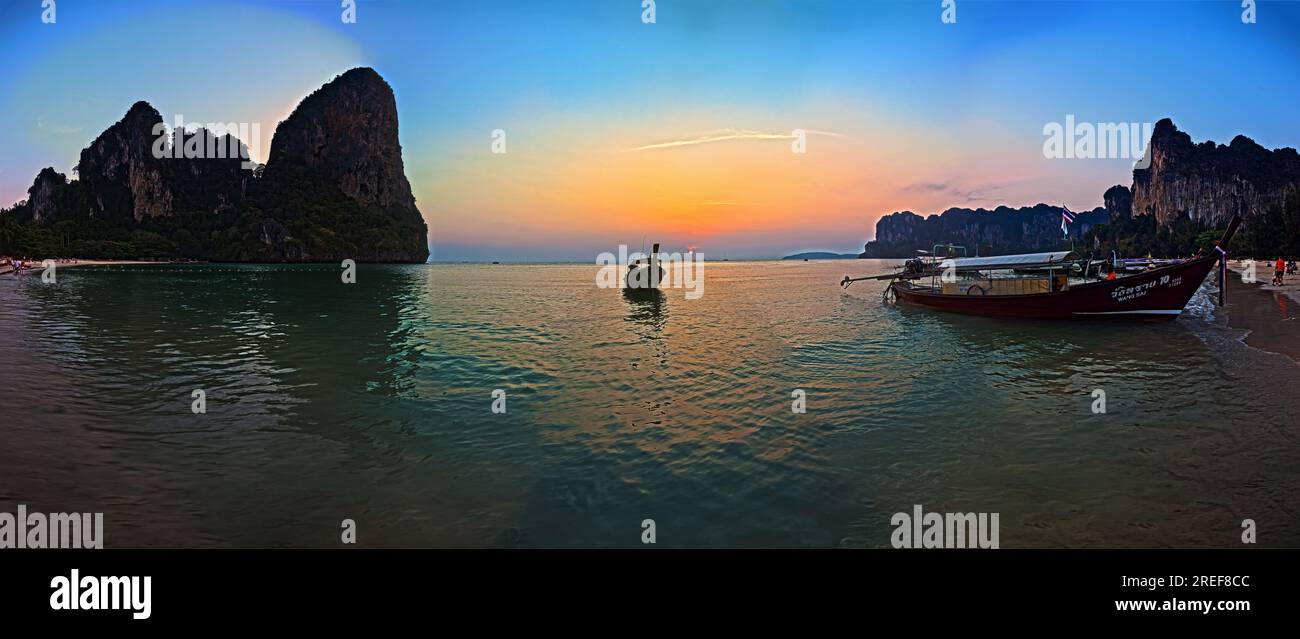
[2,0,1298,259]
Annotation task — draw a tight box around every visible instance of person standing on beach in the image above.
[1276,257,1286,285]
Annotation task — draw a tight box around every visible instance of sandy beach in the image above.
[1,259,170,274]
[1226,259,1300,304]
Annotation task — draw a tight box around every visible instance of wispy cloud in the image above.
[903,179,1007,203]
[627,128,846,152]
[961,184,1008,203]
[37,116,83,136]
[904,181,951,193]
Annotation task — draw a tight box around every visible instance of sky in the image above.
[1,0,1298,260]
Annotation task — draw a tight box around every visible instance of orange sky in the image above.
[413,105,1130,259]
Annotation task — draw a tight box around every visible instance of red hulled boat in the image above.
[841,217,1240,321]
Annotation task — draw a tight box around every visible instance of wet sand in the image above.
[1222,265,1300,363]
[1226,259,1300,304]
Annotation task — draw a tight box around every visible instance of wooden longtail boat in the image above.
[840,217,1240,321]
[626,242,665,290]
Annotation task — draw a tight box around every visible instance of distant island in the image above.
[0,68,429,263]
[858,119,1300,260]
[782,251,858,260]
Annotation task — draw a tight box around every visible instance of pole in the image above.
[1216,247,1227,307]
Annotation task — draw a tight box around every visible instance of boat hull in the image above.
[625,265,666,290]
[890,255,1219,320]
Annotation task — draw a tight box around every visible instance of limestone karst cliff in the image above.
[1,68,429,263]
[859,119,1300,258]
[1131,118,1300,227]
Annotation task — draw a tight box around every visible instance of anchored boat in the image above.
[840,217,1240,320]
[626,242,665,291]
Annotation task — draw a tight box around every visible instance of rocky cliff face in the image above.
[76,101,174,222]
[1103,184,1131,219]
[267,68,415,211]
[27,168,68,224]
[859,119,1300,258]
[1131,119,1300,226]
[5,67,429,263]
[71,101,249,222]
[166,127,250,214]
[860,204,1107,258]
[259,67,428,262]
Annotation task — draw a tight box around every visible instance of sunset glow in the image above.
[3,0,1299,259]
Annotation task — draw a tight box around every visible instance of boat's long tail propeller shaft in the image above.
[841,272,904,289]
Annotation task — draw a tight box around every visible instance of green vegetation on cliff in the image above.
[1084,191,1300,259]
[0,68,429,263]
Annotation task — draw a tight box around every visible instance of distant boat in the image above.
[840,217,1240,320]
[626,243,665,290]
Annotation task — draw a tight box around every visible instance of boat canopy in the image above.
[944,251,1079,270]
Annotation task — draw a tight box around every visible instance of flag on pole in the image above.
[1061,205,1076,237]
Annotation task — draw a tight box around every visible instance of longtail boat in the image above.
[626,242,665,290]
[840,216,1240,320]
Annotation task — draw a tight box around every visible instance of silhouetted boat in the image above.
[841,217,1240,320]
[626,243,665,290]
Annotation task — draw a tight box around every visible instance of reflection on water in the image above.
[1,261,1298,548]
[623,287,666,329]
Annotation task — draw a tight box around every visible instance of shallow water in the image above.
[1227,280,1300,362]
[1,261,1297,547]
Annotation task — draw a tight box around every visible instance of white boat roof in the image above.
[945,251,1078,269]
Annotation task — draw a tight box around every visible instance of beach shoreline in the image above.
[1222,260,1300,363]
[1226,259,1300,304]
[1,259,189,274]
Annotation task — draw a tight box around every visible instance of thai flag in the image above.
[1061,205,1076,237]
